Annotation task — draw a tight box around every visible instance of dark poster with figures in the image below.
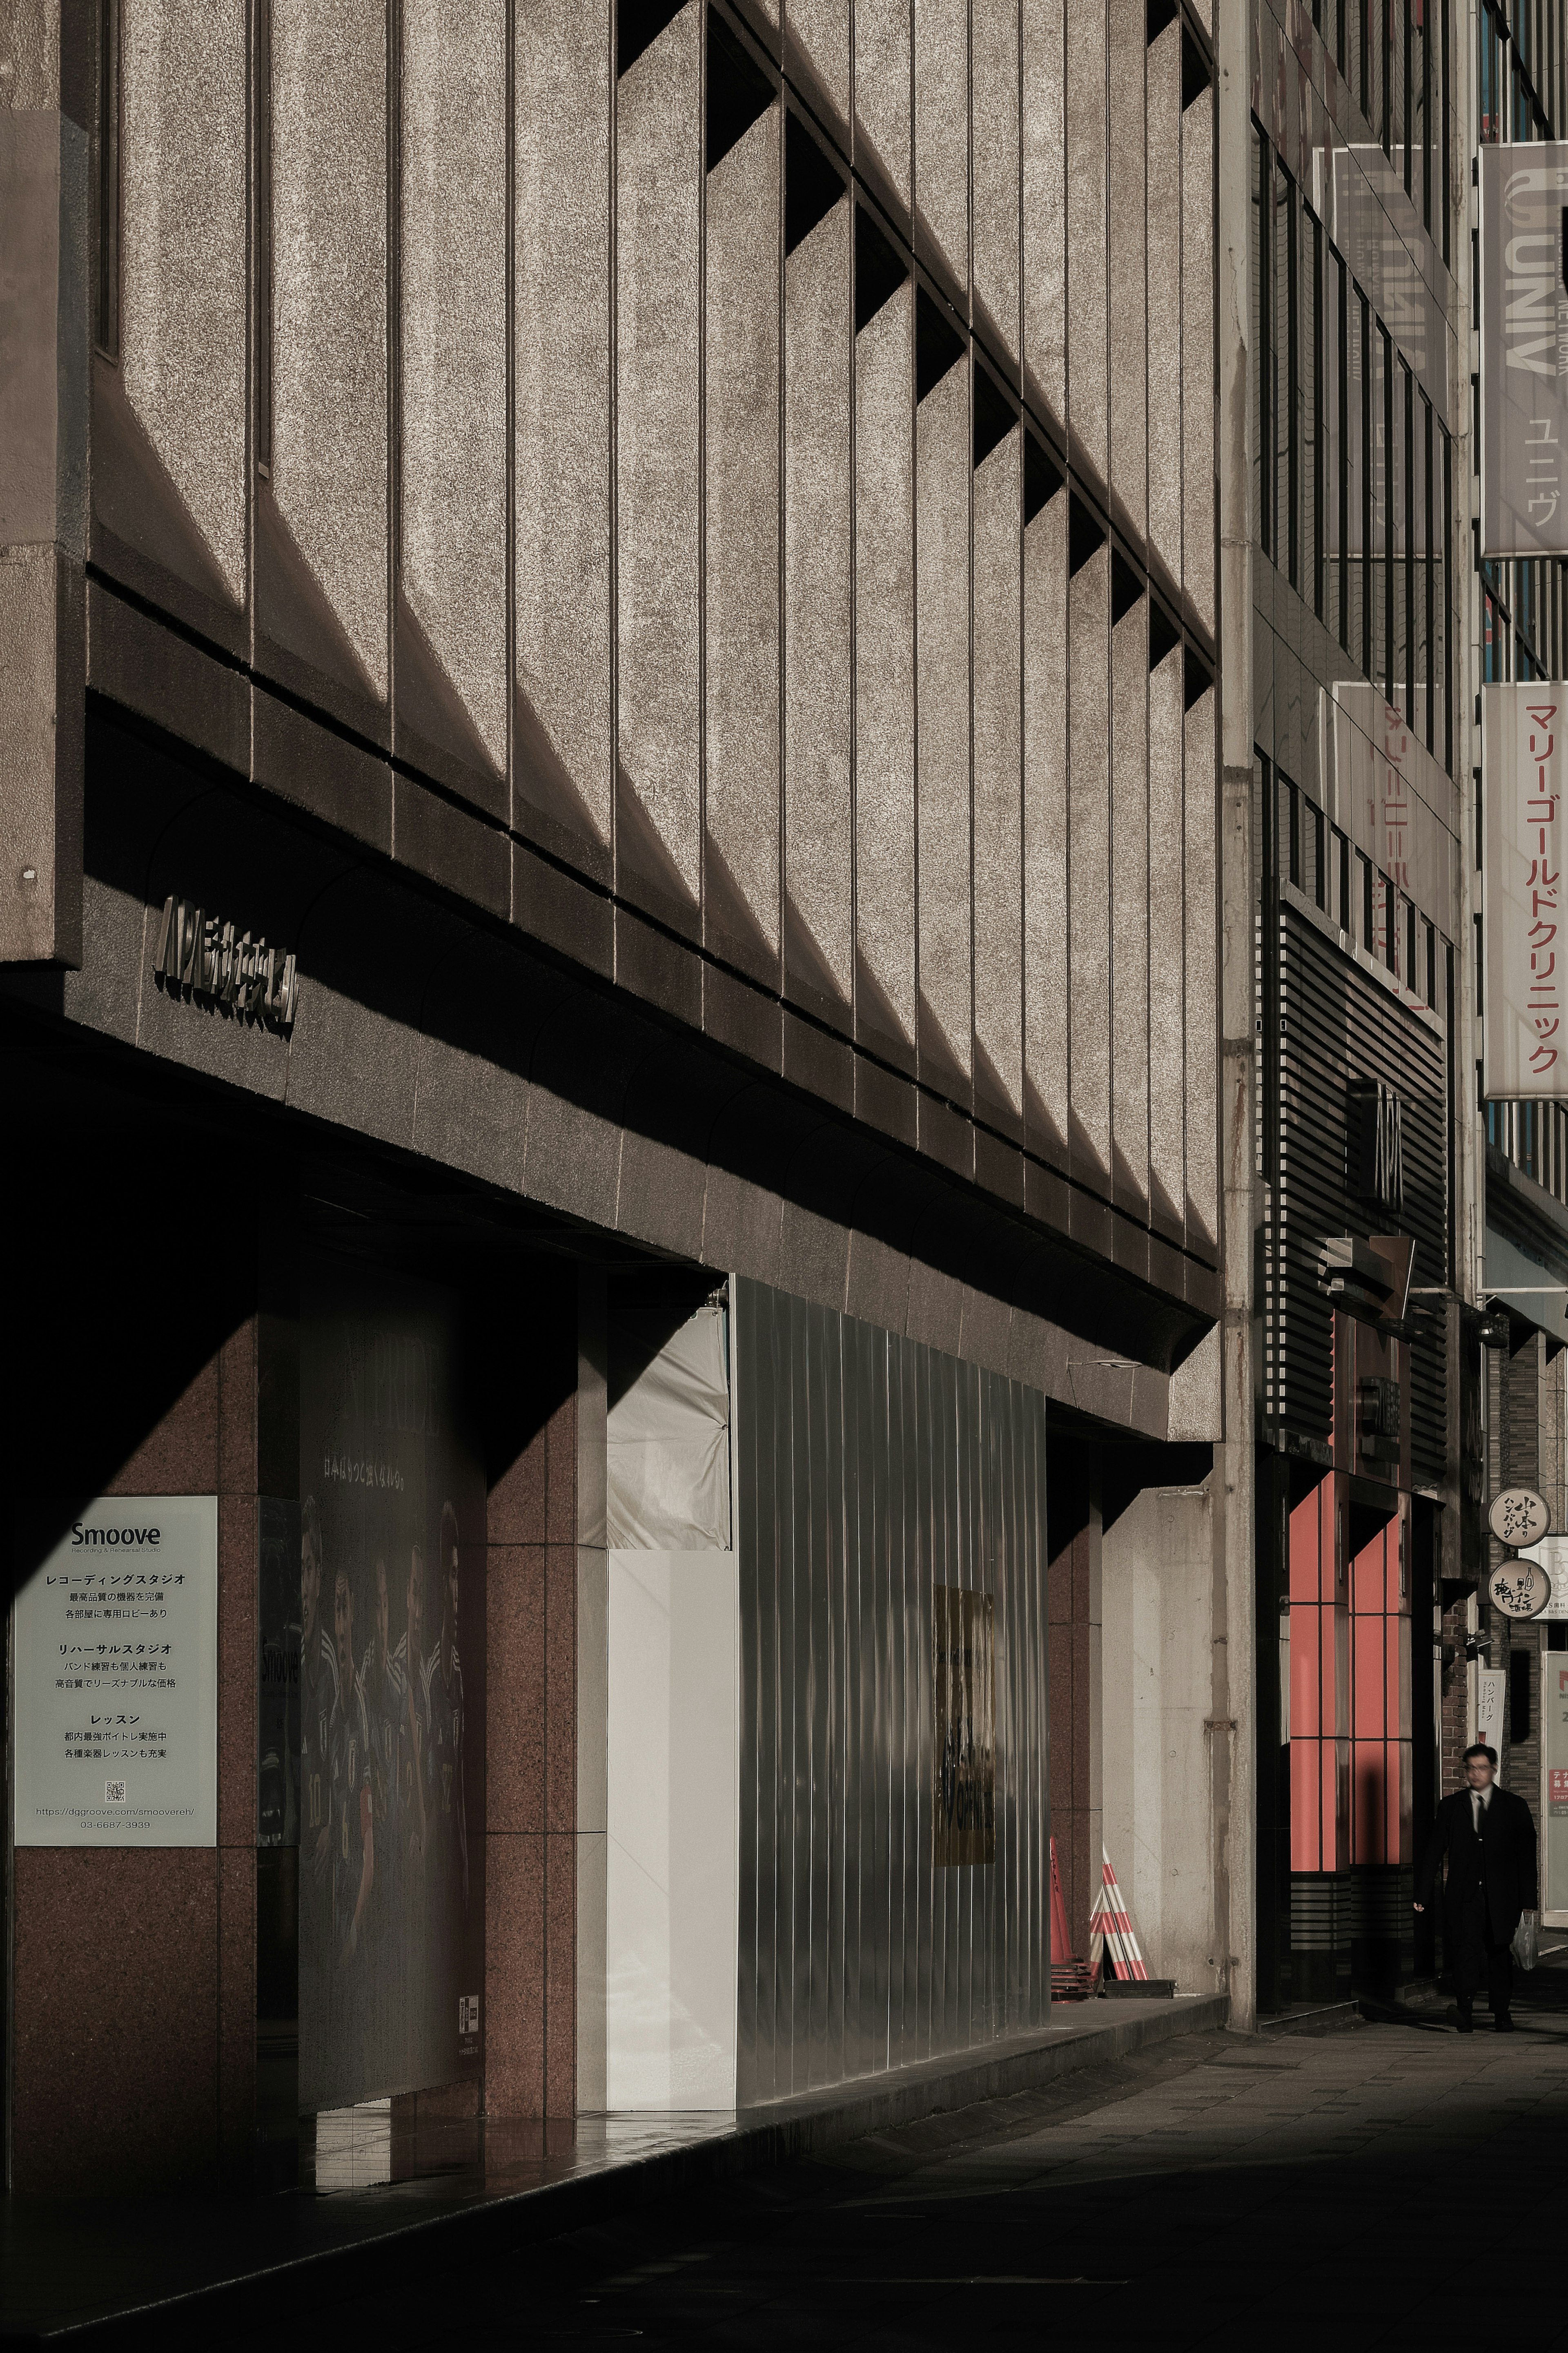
[933,1586,996,1867]
[298,1261,485,2113]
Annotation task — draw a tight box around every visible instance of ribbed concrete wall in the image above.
[90,0,1222,1269]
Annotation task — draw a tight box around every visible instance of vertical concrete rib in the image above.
[971,423,1023,1129]
[783,170,853,1022]
[1106,0,1147,540]
[1110,593,1150,1213]
[1182,81,1216,639]
[119,0,247,610]
[853,0,911,211]
[788,0,850,126]
[399,0,508,806]
[1145,15,1182,588]
[912,0,968,295]
[514,0,613,870]
[970,0,1020,366]
[616,5,702,931]
[1022,462,1068,1161]
[1020,0,1065,429]
[854,265,918,1068]
[915,344,973,1098]
[1184,679,1219,1251]
[269,0,390,718]
[1147,639,1187,1238]
[1064,0,1107,485]
[705,101,783,984]
[1067,538,1111,1182]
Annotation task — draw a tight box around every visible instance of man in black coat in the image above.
[1414,1742,1538,2032]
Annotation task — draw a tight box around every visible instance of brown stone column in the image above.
[483,1309,577,2119]
[12,1318,258,2192]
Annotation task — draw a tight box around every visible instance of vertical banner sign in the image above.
[1552,1664,1568,1917]
[1480,144,1568,559]
[933,1586,996,1866]
[298,1262,486,2113]
[1484,685,1567,1097]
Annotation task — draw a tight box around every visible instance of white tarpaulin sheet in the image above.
[607,1301,731,1550]
[1483,683,1568,1097]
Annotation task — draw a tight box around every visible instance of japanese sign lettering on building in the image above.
[1480,144,1568,558]
[12,1496,218,1847]
[1483,686,1567,1098]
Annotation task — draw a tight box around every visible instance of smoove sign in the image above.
[1483,687,1567,1099]
[1480,145,1568,559]
[11,1496,218,1849]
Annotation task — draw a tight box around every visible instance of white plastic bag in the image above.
[1512,1909,1539,1973]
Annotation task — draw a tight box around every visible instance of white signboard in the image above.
[1516,1536,1568,1617]
[1490,1557,1553,1619]
[1477,1666,1507,1752]
[1483,687,1568,1099]
[1480,144,1568,559]
[1488,1481,1552,1547]
[13,1496,218,1847]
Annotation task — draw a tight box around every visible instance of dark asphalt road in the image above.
[205,1959,1568,2353]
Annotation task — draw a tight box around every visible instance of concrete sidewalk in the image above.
[224,1954,1568,2353]
[0,1991,1224,2342]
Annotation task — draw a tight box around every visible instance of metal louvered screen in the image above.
[1271,905,1448,1481]
[733,1277,1050,2105]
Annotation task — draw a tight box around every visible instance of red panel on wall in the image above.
[1290,1484,1325,1601]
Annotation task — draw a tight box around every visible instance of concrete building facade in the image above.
[1,0,1239,2190]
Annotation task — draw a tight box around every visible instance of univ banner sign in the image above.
[1484,685,1568,1098]
[1480,144,1568,559]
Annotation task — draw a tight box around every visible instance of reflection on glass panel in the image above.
[1392,354,1408,719]
[1254,132,1268,558]
[1418,393,1433,750]
[1324,250,1348,646]
[1305,212,1321,619]
[1412,0,1429,227]
[1437,422,1451,769]
[1277,167,1296,583]
[1350,290,1369,671]
[1371,325,1390,695]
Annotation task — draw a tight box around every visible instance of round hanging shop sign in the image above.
[1488,1486,1552,1549]
[1489,1557,1554,1620]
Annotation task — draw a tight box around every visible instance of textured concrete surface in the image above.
[222,1974,1568,2349]
[71,0,1228,1318]
[399,0,507,780]
[27,1988,1568,2347]
[0,1992,1225,2341]
[513,0,613,863]
[271,0,388,703]
[120,0,246,604]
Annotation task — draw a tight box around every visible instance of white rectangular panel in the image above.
[14,1496,218,1847]
[1480,143,1568,560]
[606,1549,739,2109]
[1483,682,1568,1098]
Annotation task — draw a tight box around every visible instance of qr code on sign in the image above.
[105,1780,127,1804]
